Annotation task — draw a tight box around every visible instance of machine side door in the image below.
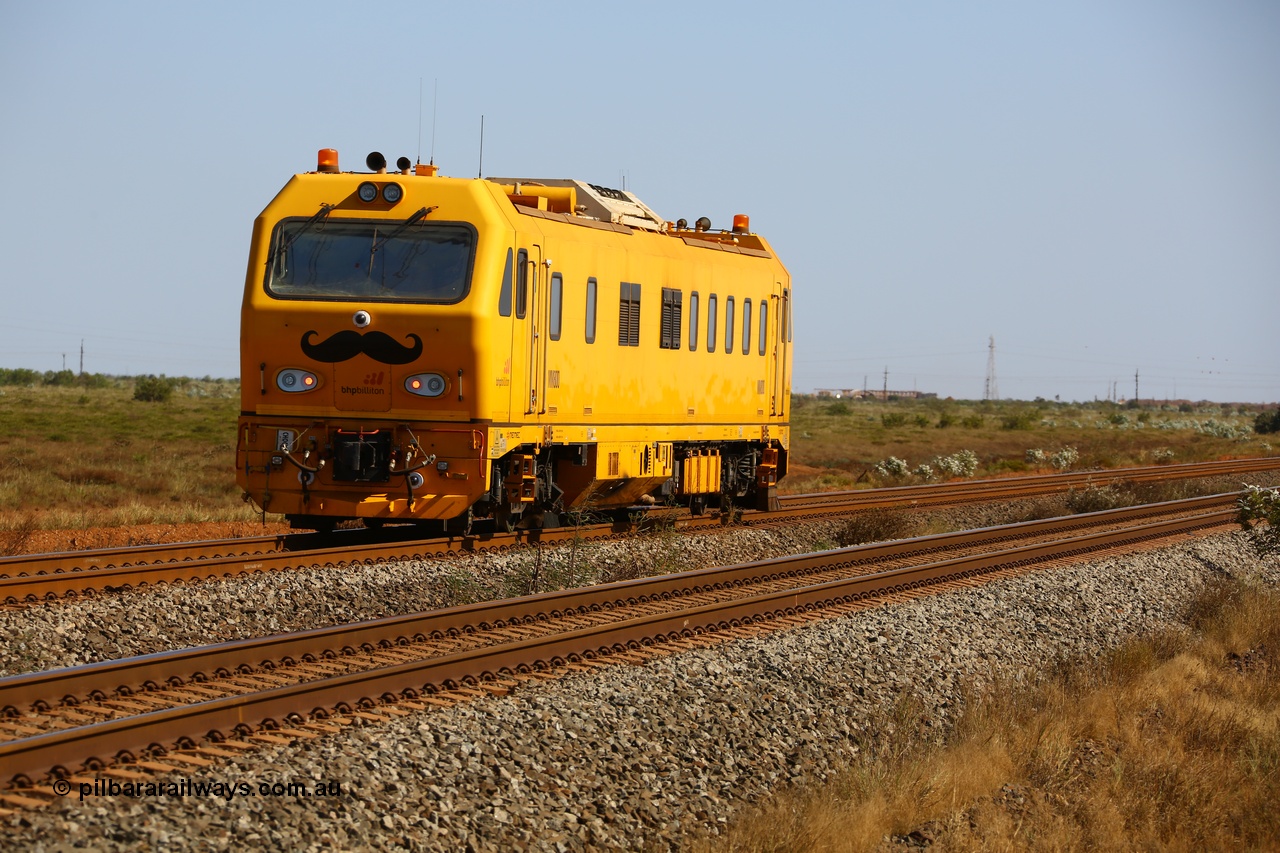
[769,282,790,416]
[520,243,549,417]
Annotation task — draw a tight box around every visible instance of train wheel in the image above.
[612,508,641,529]
[289,515,337,533]
[523,509,549,530]
[494,506,518,533]
[444,508,473,536]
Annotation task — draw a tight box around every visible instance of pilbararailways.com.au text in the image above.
[58,777,343,802]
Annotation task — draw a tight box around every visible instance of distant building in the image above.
[815,388,937,401]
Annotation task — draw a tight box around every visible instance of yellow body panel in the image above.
[237,156,791,527]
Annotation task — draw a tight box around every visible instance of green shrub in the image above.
[881,412,908,429]
[1239,485,1280,556]
[133,375,174,403]
[0,368,40,386]
[1254,410,1280,435]
[1049,446,1079,470]
[1001,409,1041,430]
[1198,419,1249,439]
[874,456,909,477]
[937,449,979,477]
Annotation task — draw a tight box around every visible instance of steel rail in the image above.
[4,456,1269,581]
[0,535,290,580]
[0,527,424,579]
[0,496,1241,784]
[2,457,1272,605]
[0,527,580,605]
[779,456,1280,507]
[0,492,1239,715]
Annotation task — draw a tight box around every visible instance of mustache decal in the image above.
[300,330,424,365]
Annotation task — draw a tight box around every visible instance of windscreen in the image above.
[265,218,474,302]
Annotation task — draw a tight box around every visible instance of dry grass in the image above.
[784,396,1273,494]
[831,509,924,547]
[702,578,1280,852]
[0,380,269,532]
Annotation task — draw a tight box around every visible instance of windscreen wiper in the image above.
[266,203,334,267]
[369,206,436,258]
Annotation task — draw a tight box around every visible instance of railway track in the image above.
[2,457,1275,608]
[777,456,1280,508]
[0,492,1244,799]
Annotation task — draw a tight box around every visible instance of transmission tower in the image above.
[984,336,999,400]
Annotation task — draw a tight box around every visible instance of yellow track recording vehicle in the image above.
[237,149,792,531]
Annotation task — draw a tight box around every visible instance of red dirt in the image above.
[1,521,294,557]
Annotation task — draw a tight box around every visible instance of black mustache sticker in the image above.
[301,330,423,365]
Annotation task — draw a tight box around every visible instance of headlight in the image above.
[404,373,447,397]
[277,369,319,392]
[357,181,379,203]
[381,183,403,204]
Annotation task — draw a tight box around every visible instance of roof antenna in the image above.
[429,79,438,167]
[477,114,484,179]
[416,78,424,165]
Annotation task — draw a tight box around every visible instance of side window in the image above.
[660,288,683,349]
[618,282,640,347]
[741,299,752,354]
[549,273,563,341]
[725,296,735,354]
[688,291,699,352]
[515,249,529,319]
[707,294,718,353]
[498,248,513,317]
[758,301,768,355]
[585,277,597,344]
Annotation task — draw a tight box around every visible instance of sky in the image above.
[1,1,1277,403]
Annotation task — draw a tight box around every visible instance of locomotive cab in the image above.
[237,150,792,531]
